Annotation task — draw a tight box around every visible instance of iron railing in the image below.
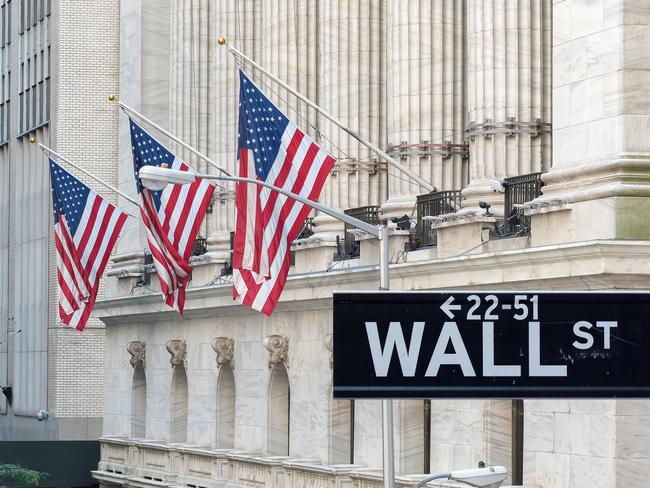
[341,206,381,258]
[415,190,462,247]
[296,217,314,240]
[501,172,544,236]
[291,217,315,265]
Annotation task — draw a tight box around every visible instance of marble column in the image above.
[312,0,388,244]
[383,0,466,219]
[170,0,215,239]
[462,0,552,214]
[209,0,262,262]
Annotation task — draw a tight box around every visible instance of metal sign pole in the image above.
[378,224,395,488]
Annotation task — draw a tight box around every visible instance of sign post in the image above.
[333,291,650,398]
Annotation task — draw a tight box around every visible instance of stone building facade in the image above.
[0,0,119,449]
[93,1,650,488]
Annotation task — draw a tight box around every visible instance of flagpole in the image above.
[31,136,140,207]
[218,37,436,194]
[109,96,232,177]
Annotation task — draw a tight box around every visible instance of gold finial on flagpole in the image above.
[217,37,226,45]
[108,94,117,102]
[29,134,36,144]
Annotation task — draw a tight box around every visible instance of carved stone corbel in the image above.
[166,339,187,367]
[127,341,146,368]
[211,337,235,368]
[263,334,289,369]
[324,334,333,369]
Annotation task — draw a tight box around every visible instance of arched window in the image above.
[131,365,146,438]
[329,399,354,464]
[171,364,188,443]
[216,364,235,448]
[268,364,290,455]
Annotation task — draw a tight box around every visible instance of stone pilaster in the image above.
[110,0,170,282]
[529,0,650,246]
[383,0,466,219]
[463,0,552,214]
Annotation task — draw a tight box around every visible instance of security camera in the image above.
[488,178,505,193]
[37,410,49,421]
[478,201,493,217]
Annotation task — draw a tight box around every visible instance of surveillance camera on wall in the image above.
[488,178,505,193]
[37,410,49,421]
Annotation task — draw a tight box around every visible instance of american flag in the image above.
[50,159,127,331]
[233,70,336,314]
[129,118,215,314]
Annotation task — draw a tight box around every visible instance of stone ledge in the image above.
[93,240,650,322]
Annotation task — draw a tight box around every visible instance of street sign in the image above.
[333,291,650,398]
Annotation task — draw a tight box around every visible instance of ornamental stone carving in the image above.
[263,334,289,369]
[211,337,234,368]
[127,341,146,368]
[166,339,187,367]
[324,334,333,369]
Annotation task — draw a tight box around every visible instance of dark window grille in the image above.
[341,206,380,258]
[290,217,315,266]
[501,172,544,236]
[415,190,462,247]
[220,231,235,276]
[296,217,314,240]
[191,236,207,257]
[140,249,153,286]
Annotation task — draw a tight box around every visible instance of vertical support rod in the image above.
[378,224,394,488]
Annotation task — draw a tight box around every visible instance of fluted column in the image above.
[260,0,318,130]
[170,0,215,242]
[383,0,466,219]
[209,0,261,262]
[311,0,388,243]
[462,0,552,214]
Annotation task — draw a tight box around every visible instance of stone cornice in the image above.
[94,240,650,325]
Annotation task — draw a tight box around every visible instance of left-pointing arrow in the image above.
[440,296,462,319]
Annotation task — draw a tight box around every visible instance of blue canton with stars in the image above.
[129,118,176,208]
[49,158,91,236]
[238,70,290,180]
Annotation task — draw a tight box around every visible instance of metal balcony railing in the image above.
[341,206,381,258]
[290,217,315,266]
[415,190,462,247]
[501,172,544,236]
[296,217,314,240]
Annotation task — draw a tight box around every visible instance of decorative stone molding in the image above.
[263,334,289,369]
[324,334,333,369]
[211,337,234,368]
[166,339,187,367]
[127,341,146,368]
